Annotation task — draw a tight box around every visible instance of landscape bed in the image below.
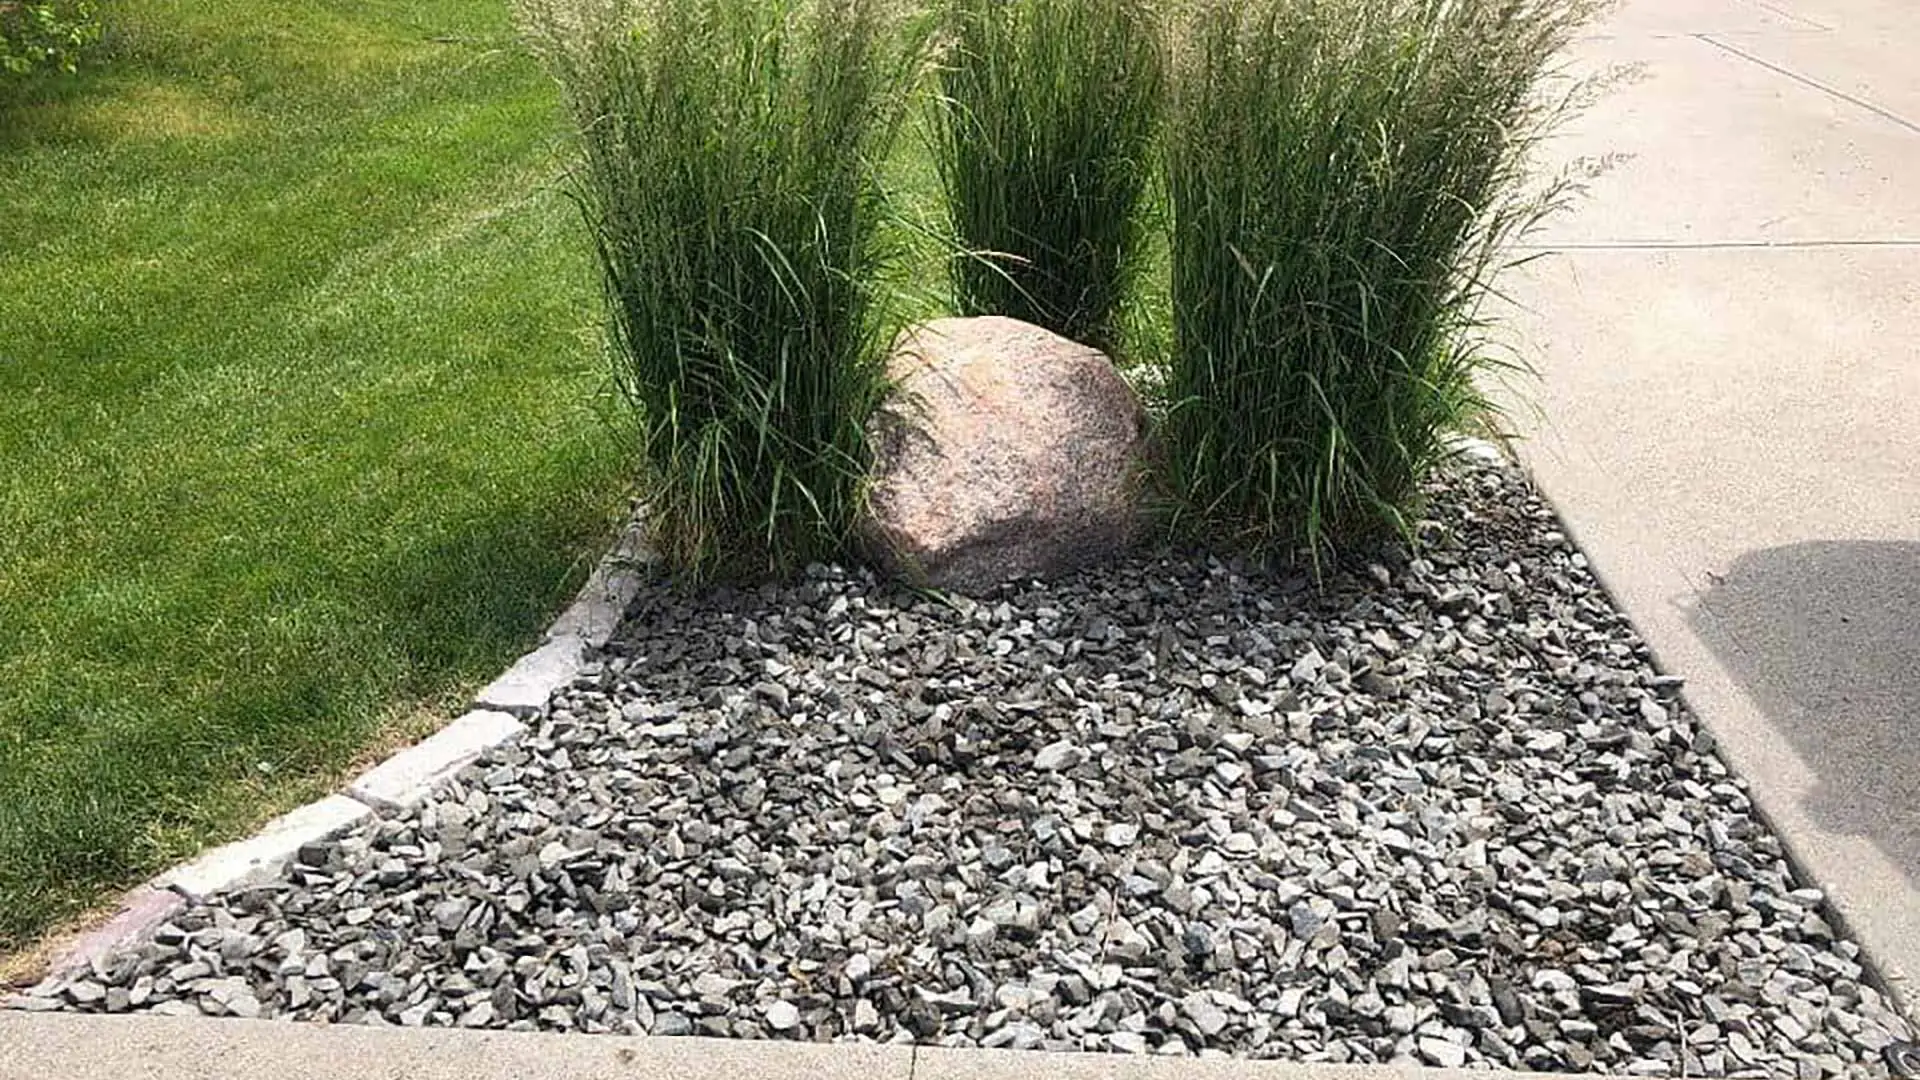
[11,459,1915,1076]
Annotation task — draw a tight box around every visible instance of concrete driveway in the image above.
[1501,0,1920,1019]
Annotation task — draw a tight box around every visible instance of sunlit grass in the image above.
[0,0,629,951]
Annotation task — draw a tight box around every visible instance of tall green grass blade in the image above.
[934,0,1164,353]
[1162,0,1604,562]
[520,0,925,579]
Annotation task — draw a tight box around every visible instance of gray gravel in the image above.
[16,461,1917,1076]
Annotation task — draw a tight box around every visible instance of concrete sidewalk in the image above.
[1503,0,1920,1018]
[0,1012,1566,1080]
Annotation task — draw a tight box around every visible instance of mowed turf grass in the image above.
[0,0,632,950]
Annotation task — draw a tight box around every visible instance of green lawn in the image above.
[0,0,631,951]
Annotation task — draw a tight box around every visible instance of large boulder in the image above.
[860,316,1152,591]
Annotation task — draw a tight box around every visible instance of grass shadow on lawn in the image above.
[371,496,630,682]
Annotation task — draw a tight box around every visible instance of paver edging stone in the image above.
[5,888,186,1007]
[346,709,528,814]
[477,510,652,716]
[155,794,373,902]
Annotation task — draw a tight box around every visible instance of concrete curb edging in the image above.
[542,522,652,648]
[475,637,588,717]
[15,513,653,989]
[479,515,652,716]
[156,795,372,901]
[347,709,527,814]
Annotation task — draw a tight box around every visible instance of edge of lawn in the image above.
[0,0,638,969]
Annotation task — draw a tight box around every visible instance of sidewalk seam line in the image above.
[1742,0,1832,31]
[1695,33,1920,136]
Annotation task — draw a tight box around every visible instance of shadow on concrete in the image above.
[1693,541,1920,887]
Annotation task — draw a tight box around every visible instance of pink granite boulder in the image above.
[861,316,1152,591]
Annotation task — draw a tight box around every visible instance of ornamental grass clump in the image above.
[520,0,920,578]
[1163,0,1602,557]
[934,0,1164,353]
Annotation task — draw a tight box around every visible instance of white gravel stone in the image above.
[764,1000,801,1031]
[1419,1036,1469,1068]
[1032,740,1085,772]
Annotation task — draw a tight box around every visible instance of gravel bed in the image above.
[15,462,1916,1076]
